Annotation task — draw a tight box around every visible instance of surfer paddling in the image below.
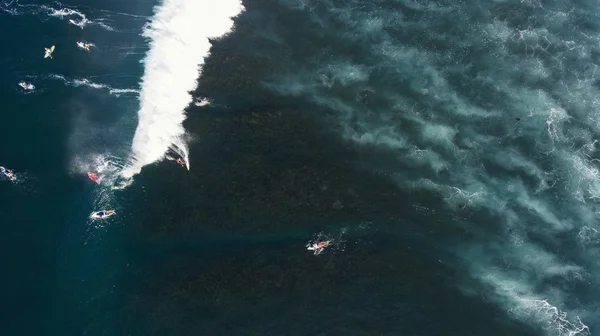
[194,97,212,107]
[307,241,331,255]
[90,210,115,219]
[44,45,55,59]
[18,81,35,90]
[0,166,16,181]
[76,41,94,51]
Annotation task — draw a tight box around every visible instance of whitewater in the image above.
[120,0,244,178]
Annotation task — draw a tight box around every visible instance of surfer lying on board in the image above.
[76,41,94,51]
[194,97,211,107]
[0,166,16,181]
[91,210,115,219]
[307,241,330,255]
[175,158,186,167]
[87,171,99,183]
[44,45,55,59]
[18,81,35,90]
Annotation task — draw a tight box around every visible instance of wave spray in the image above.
[121,0,244,178]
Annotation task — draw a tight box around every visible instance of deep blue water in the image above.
[2,0,600,335]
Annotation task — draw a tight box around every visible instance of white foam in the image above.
[49,74,139,96]
[121,0,244,178]
[1,2,127,31]
[44,6,88,26]
[577,226,600,246]
[510,299,590,336]
[44,5,115,30]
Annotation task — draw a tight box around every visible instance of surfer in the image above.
[87,171,99,184]
[18,81,35,90]
[44,45,55,59]
[0,166,16,181]
[69,19,85,28]
[307,241,330,255]
[91,210,115,219]
[76,41,94,51]
[194,97,211,107]
[175,158,186,167]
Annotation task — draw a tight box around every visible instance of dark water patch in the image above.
[119,227,536,336]
[126,106,414,236]
[115,100,536,335]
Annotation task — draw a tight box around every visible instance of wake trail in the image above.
[120,0,244,178]
[44,5,115,31]
[48,74,139,96]
[0,1,117,31]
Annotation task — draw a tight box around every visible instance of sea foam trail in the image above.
[48,74,139,96]
[0,2,116,31]
[121,0,244,178]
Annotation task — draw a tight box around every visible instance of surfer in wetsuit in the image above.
[175,158,186,167]
[44,45,55,59]
[94,210,115,218]
[307,241,330,255]
[18,81,34,90]
[1,166,16,180]
[88,171,99,183]
[77,41,94,51]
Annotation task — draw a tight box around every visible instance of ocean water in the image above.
[1,0,599,335]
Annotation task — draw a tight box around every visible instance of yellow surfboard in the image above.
[44,45,55,58]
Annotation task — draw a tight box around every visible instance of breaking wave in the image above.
[120,0,244,178]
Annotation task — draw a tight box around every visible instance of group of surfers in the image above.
[18,42,95,91]
[88,158,333,254]
[4,161,332,254]
[86,157,187,219]
[88,158,334,254]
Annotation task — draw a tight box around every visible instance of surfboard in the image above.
[44,45,55,58]
[87,171,99,183]
[90,210,115,219]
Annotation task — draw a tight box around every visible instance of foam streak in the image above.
[121,0,244,178]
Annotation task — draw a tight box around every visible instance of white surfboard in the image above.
[44,45,55,58]
[90,210,115,219]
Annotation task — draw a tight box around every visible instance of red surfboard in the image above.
[87,171,99,183]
